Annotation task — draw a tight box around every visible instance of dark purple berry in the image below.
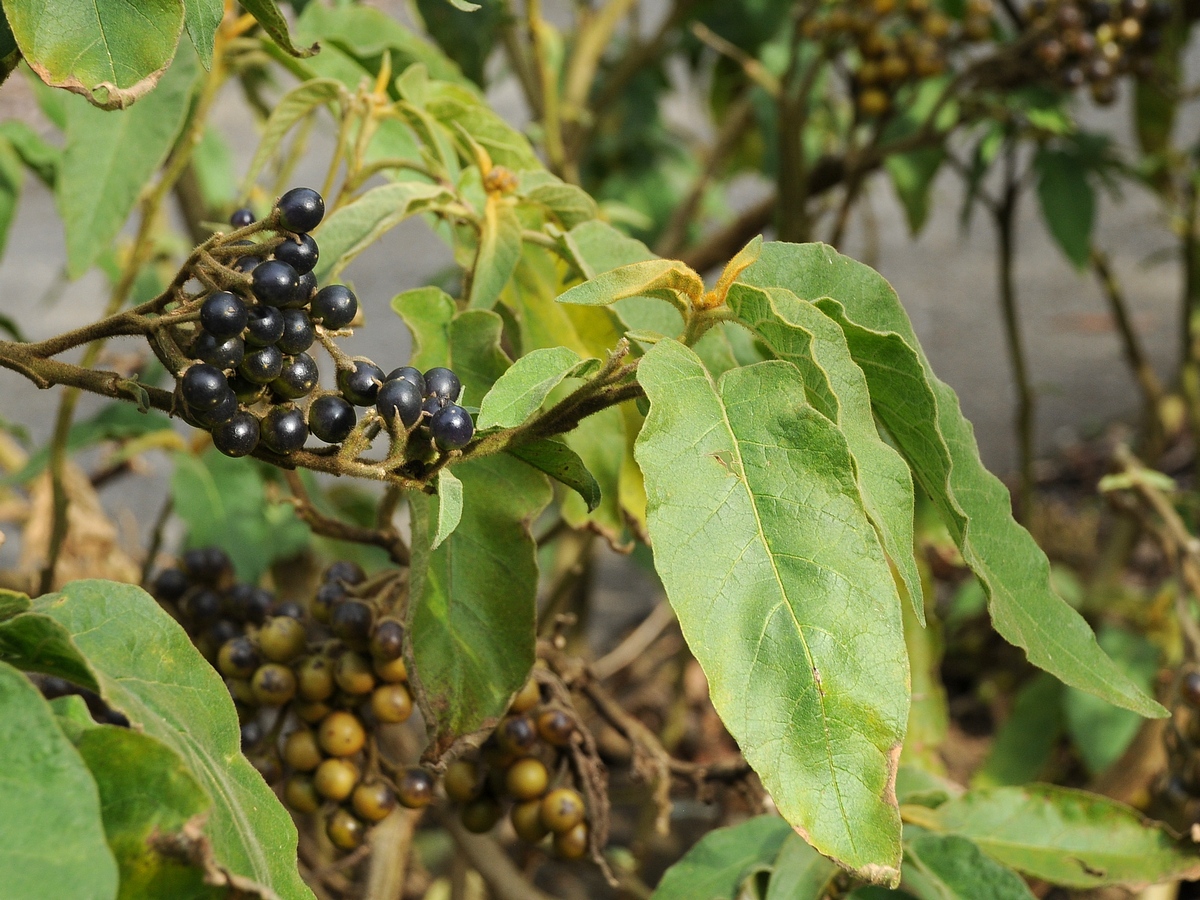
[239,345,284,385]
[337,361,385,406]
[153,568,189,602]
[200,292,248,340]
[193,389,238,428]
[331,600,374,645]
[277,309,315,355]
[261,407,308,454]
[212,411,260,458]
[245,305,285,347]
[377,378,422,430]
[430,404,473,451]
[252,260,300,307]
[184,547,231,583]
[420,395,445,426]
[296,270,318,306]
[324,561,365,585]
[311,285,357,330]
[184,588,222,624]
[385,366,425,395]
[274,233,319,274]
[277,187,325,233]
[234,255,262,274]
[271,352,319,401]
[273,600,305,620]
[423,367,461,403]
[227,585,273,625]
[193,332,245,370]
[230,207,255,228]
[308,395,356,444]
[181,363,233,412]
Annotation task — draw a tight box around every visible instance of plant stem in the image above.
[526,0,568,178]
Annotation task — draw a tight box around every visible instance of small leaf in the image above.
[557,258,703,310]
[652,816,793,900]
[0,589,31,621]
[1034,147,1094,270]
[184,0,223,69]
[523,179,598,229]
[7,0,185,109]
[507,439,601,511]
[0,119,61,186]
[886,148,945,235]
[242,0,318,57]
[0,660,118,899]
[431,469,463,550]
[903,834,1037,900]
[477,346,584,430]
[241,78,344,195]
[467,193,522,309]
[765,833,838,900]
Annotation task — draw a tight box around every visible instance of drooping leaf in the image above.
[927,785,1200,888]
[972,674,1063,788]
[393,286,455,370]
[765,833,838,900]
[886,148,945,236]
[557,258,702,310]
[6,0,185,109]
[56,49,196,277]
[561,403,627,545]
[652,816,793,900]
[312,180,452,281]
[466,193,522,309]
[635,339,908,880]
[506,439,601,511]
[242,0,318,57]
[432,469,463,550]
[1034,147,1094,270]
[727,283,922,619]
[903,834,1036,900]
[477,346,587,430]
[184,0,223,69]
[240,78,344,196]
[31,581,315,899]
[407,454,551,742]
[739,242,1164,719]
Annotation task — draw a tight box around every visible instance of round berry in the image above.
[370,619,405,661]
[318,710,367,757]
[226,583,272,624]
[230,207,255,229]
[374,656,408,683]
[153,568,189,602]
[331,599,374,646]
[251,663,297,706]
[460,797,502,833]
[296,700,332,724]
[239,345,284,385]
[205,618,239,653]
[284,774,321,814]
[308,395,356,444]
[541,788,585,833]
[277,309,315,355]
[352,782,397,822]
[184,588,222,624]
[396,767,435,809]
[430,404,474,451]
[376,378,423,430]
[229,374,265,404]
[386,366,425,395]
[272,353,319,401]
[184,547,231,584]
[510,678,540,713]
[261,407,308,454]
[325,561,366,586]
[444,759,481,803]
[326,808,365,851]
[192,390,238,428]
[496,715,537,756]
[423,367,461,403]
[337,361,385,407]
[297,655,336,702]
[252,260,300,307]
[200,291,249,339]
[371,683,413,724]
[419,395,444,427]
[537,709,575,748]
[505,757,549,800]
[245,305,285,347]
[314,757,359,800]
[212,411,260,458]
[193,332,245,370]
[511,799,549,844]
[312,581,345,623]
[181,363,233,412]
[283,729,324,771]
[296,270,318,306]
[259,615,308,663]
[311,285,357,330]
[274,233,319,274]
[334,651,376,696]
[554,821,589,859]
[277,187,325,233]
[233,254,261,274]
[218,636,260,679]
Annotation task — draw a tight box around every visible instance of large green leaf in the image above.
[466,193,522,309]
[902,834,1036,900]
[476,346,588,430]
[635,339,909,879]
[765,833,838,900]
[739,242,1164,719]
[240,78,344,196]
[727,283,921,619]
[0,661,118,900]
[652,816,793,900]
[29,581,315,899]
[184,0,223,69]
[407,454,551,742]
[925,785,1200,888]
[56,48,196,277]
[6,0,184,109]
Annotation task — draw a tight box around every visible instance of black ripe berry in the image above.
[261,406,308,454]
[423,367,461,403]
[338,361,385,407]
[311,285,357,330]
[430,404,474,451]
[200,291,248,339]
[192,389,238,428]
[420,396,444,430]
[153,568,189,602]
[230,207,255,228]
[308,395,356,444]
[324,560,366,586]
[296,270,318,306]
[245,305,285,347]
[181,363,232,412]
[184,589,222,625]
[193,332,245,370]
[376,378,423,430]
[225,583,272,624]
[234,254,262,274]
[371,619,405,661]
[274,233,319,274]
[239,344,284,385]
[330,599,374,646]
[277,309,315,355]
[386,366,425,395]
[271,352,319,401]
[251,259,300,307]
[212,411,261,458]
[184,546,231,584]
[276,187,325,233]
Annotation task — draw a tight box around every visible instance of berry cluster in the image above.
[1025,0,1170,104]
[177,187,474,462]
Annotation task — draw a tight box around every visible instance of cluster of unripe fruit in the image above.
[177,187,474,461]
[803,0,995,118]
[1025,0,1170,104]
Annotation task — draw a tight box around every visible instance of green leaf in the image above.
[477,346,585,430]
[557,258,702,311]
[170,450,309,583]
[33,581,315,898]
[561,403,626,544]
[184,0,223,69]
[56,49,196,277]
[1034,147,1094,270]
[739,242,1164,719]
[0,9,16,59]
[407,454,551,742]
[523,179,598,229]
[446,0,482,10]
[901,577,948,774]
[972,674,1063,788]
[0,611,99,690]
[903,834,1036,900]
[242,0,317,57]
[448,309,512,404]
[415,0,502,86]
[0,589,31,621]
[312,180,452,281]
[467,194,522,309]
[0,136,24,260]
[432,469,463,550]
[926,785,1200,888]
[635,339,908,880]
[240,78,344,196]
[727,284,922,620]
[652,816,793,900]
[0,660,118,900]
[191,126,236,210]
[0,119,61,186]
[506,439,601,511]
[6,0,184,109]
[886,148,944,236]
[393,286,455,371]
[765,833,838,900]
[422,80,541,170]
